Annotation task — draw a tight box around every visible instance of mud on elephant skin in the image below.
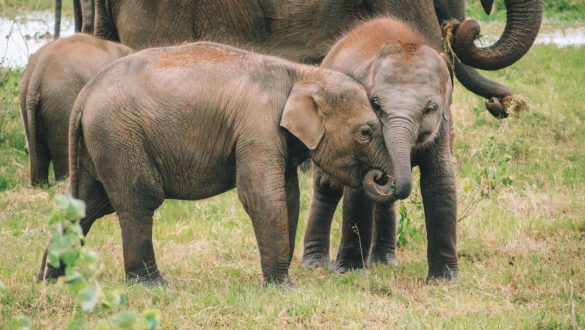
[303,18,458,281]
[19,33,131,187]
[91,0,542,118]
[37,42,395,285]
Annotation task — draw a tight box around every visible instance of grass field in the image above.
[1,7,585,329]
[1,44,584,328]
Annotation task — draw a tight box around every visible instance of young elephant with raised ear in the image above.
[37,42,395,285]
[302,18,458,281]
[19,34,132,186]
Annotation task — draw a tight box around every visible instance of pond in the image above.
[1,11,584,68]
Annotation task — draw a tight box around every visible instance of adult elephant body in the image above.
[93,0,542,115]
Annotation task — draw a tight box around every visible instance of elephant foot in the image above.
[368,252,399,266]
[334,258,366,273]
[427,265,458,283]
[264,275,294,288]
[301,253,332,269]
[37,263,66,282]
[126,268,169,287]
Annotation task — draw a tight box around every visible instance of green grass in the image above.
[0,0,72,17]
[1,44,585,328]
[466,0,585,22]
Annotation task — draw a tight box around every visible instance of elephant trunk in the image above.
[362,124,414,204]
[362,137,396,203]
[452,0,544,71]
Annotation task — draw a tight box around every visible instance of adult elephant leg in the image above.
[369,202,398,266]
[73,0,82,32]
[81,0,95,34]
[335,188,374,273]
[29,137,50,186]
[37,166,114,281]
[302,166,343,268]
[417,121,458,281]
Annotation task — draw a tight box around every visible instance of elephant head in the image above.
[451,0,544,70]
[280,72,395,197]
[357,42,453,203]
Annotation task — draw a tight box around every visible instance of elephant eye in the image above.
[424,101,439,115]
[371,96,382,113]
[359,125,373,140]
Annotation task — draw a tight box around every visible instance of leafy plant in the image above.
[396,193,424,248]
[42,195,161,329]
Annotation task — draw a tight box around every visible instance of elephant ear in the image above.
[280,81,325,151]
[441,53,454,88]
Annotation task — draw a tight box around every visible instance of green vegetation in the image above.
[1,42,584,327]
[0,0,72,17]
[466,0,585,21]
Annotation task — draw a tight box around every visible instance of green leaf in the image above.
[9,315,31,330]
[502,176,513,186]
[112,311,137,328]
[0,279,5,290]
[66,312,84,330]
[102,289,126,309]
[61,249,80,267]
[80,249,98,264]
[141,309,161,330]
[78,283,101,312]
[95,319,111,330]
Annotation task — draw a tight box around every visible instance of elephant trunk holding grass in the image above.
[19,34,131,186]
[37,42,395,285]
[434,0,544,118]
[303,18,458,280]
[91,0,542,118]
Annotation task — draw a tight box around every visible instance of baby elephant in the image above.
[303,18,458,281]
[38,42,395,285]
[19,33,131,186]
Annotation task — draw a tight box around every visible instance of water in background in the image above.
[1,11,584,68]
[1,11,74,68]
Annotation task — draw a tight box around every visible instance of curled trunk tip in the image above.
[362,169,396,204]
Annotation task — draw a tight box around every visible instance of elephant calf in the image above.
[303,18,458,281]
[38,42,395,285]
[19,33,131,186]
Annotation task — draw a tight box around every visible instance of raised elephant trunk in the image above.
[452,0,543,71]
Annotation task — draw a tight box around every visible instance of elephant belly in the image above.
[161,162,237,201]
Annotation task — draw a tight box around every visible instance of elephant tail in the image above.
[68,95,85,199]
[24,70,46,187]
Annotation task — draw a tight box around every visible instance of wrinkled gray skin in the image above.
[37,42,395,285]
[54,0,94,39]
[303,18,457,281]
[19,33,131,186]
[91,0,542,118]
